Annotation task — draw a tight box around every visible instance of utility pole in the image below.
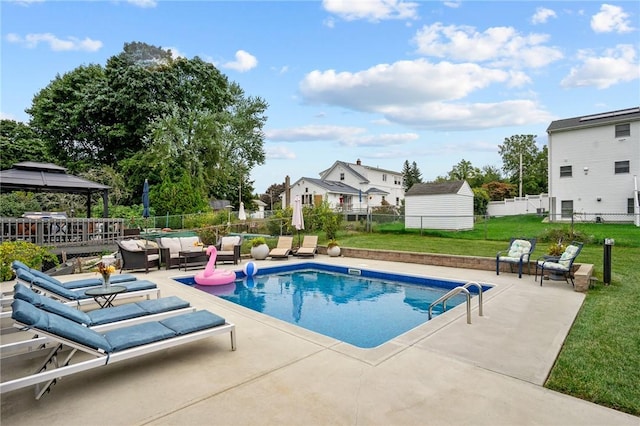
[519,151,523,198]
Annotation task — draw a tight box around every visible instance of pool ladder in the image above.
[428,281,484,324]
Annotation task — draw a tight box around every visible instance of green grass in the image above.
[334,216,640,416]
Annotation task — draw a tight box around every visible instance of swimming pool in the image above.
[175,262,490,348]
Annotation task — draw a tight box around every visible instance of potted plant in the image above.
[327,239,341,257]
[250,237,269,260]
[547,241,566,257]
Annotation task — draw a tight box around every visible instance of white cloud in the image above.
[413,23,563,68]
[561,44,639,89]
[126,0,157,8]
[379,100,555,131]
[531,7,557,25]
[0,111,19,121]
[339,132,419,147]
[5,33,102,51]
[266,125,365,141]
[300,59,529,111]
[162,46,184,59]
[591,4,634,33]
[265,146,296,160]
[222,50,258,72]
[443,1,461,9]
[322,0,419,22]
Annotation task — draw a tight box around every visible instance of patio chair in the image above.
[535,242,584,286]
[117,239,161,273]
[215,235,243,265]
[296,235,318,258]
[11,260,137,290]
[1,299,236,399]
[2,284,194,355]
[496,238,536,278]
[269,236,293,259]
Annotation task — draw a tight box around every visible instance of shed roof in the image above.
[405,181,466,196]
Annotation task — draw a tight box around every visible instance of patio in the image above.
[1,256,637,425]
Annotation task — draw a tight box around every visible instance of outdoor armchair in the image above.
[535,242,584,286]
[215,235,243,264]
[117,239,161,273]
[496,238,536,278]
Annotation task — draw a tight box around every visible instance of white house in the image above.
[404,180,474,230]
[546,106,640,224]
[286,159,404,212]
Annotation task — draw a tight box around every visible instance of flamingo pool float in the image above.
[194,246,236,286]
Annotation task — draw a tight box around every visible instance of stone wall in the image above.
[317,246,592,292]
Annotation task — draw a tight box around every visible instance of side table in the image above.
[85,285,127,308]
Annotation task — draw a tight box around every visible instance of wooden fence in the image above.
[0,218,126,247]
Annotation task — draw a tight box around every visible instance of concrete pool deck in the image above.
[1,255,637,425]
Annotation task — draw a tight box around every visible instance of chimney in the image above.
[356,158,361,165]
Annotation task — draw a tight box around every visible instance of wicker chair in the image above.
[215,235,243,265]
[117,239,161,273]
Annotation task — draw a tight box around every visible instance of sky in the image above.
[1,0,639,194]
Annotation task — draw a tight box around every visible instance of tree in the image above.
[473,187,490,215]
[483,181,517,201]
[0,120,50,169]
[261,182,285,210]
[447,159,480,182]
[402,160,423,191]
[498,135,548,195]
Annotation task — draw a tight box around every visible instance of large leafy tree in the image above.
[0,120,50,169]
[498,134,547,195]
[447,159,480,182]
[26,41,267,213]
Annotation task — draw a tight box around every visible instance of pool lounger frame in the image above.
[1,310,236,399]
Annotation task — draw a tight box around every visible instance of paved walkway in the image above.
[1,256,638,425]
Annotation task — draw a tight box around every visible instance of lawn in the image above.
[333,215,640,416]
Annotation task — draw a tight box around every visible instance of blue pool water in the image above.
[174,262,489,348]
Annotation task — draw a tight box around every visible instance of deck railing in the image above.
[0,218,126,247]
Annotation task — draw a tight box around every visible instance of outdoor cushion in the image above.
[86,303,148,325]
[104,322,176,351]
[507,239,531,258]
[135,239,158,249]
[179,236,201,252]
[159,237,182,255]
[161,310,225,335]
[120,239,142,252]
[559,245,579,267]
[136,296,190,314]
[12,299,112,352]
[220,236,240,252]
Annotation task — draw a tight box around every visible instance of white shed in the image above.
[405,181,474,230]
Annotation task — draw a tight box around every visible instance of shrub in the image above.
[0,241,59,281]
[251,237,267,247]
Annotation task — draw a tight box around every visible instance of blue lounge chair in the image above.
[1,299,236,399]
[12,260,137,290]
[2,284,194,356]
[12,269,160,307]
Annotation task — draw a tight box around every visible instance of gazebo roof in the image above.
[0,162,110,194]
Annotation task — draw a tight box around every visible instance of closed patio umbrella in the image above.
[142,179,150,219]
[292,195,304,248]
[238,201,247,221]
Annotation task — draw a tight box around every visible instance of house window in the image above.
[615,160,630,174]
[615,123,630,138]
[561,200,573,219]
[340,173,345,181]
[382,174,387,182]
[628,198,635,214]
[560,165,572,177]
[302,194,312,205]
[395,197,399,206]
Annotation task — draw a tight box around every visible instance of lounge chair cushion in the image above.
[161,310,226,335]
[86,304,148,325]
[11,260,30,271]
[12,299,112,352]
[14,284,93,325]
[121,280,158,292]
[507,239,531,259]
[104,322,176,351]
[136,296,190,314]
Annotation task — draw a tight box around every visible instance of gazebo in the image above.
[0,161,110,217]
